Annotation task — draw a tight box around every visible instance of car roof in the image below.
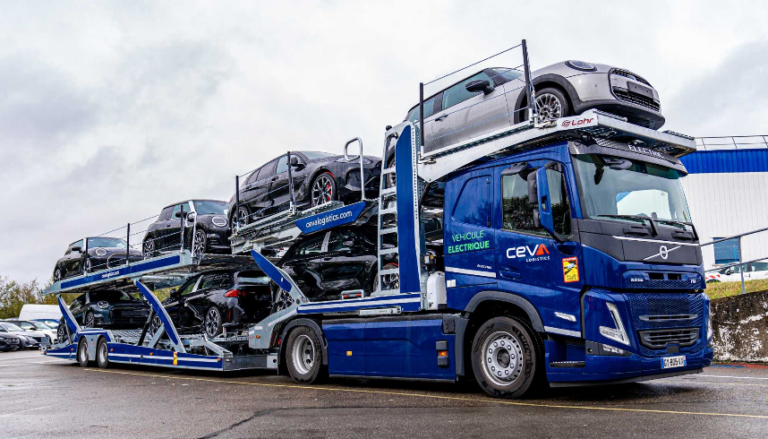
[405,67,515,114]
[163,199,227,209]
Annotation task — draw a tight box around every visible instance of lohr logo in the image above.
[506,244,550,262]
[562,117,594,128]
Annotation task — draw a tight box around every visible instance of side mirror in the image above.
[725,268,734,275]
[290,156,300,166]
[536,167,556,239]
[174,211,184,218]
[465,79,494,95]
[71,246,82,253]
[169,289,178,297]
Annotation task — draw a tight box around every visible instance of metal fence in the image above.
[696,135,768,151]
[700,226,768,294]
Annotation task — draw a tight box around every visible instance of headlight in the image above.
[95,248,107,257]
[97,301,109,309]
[599,302,631,346]
[212,216,228,227]
[566,60,597,72]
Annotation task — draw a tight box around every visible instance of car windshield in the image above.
[193,201,227,215]
[300,151,335,160]
[573,154,692,227]
[88,237,127,249]
[96,291,134,302]
[1,322,24,331]
[39,320,59,327]
[31,322,51,329]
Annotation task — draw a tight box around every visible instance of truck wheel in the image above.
[285,326,326,384]
[471,316,540,398]
[77,338,91,367]
[97,338,110,369]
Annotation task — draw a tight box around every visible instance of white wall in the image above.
[681,172,768,270]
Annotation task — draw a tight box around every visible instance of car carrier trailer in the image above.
[43,41,713,398]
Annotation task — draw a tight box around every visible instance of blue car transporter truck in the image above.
[44,107,711,399]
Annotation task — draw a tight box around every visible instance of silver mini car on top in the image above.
[402,60,664,157]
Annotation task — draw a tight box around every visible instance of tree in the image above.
[0,276,69,319]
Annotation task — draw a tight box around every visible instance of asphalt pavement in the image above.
[2,349,768,438]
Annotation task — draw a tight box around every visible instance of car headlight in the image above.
[566,60,597,72]
[98,301,110,309]
[599,302,631,346]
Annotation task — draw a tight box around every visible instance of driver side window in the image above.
[546,168,572,237]
[502,171,546,236]
[177,277,198,297]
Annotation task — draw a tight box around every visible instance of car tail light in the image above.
[224,289,244,298]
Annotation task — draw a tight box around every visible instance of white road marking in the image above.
[700,374,768,381]
[0,405,52,417]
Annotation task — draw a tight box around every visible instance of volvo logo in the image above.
[643,244,681,261]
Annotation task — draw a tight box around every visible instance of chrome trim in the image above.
[613,236,700,247]
[544,326,581,337]
[444,267,497,278]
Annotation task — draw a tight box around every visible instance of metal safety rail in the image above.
[701,226,768,294]
[696,135,768,151]
[229,141,371,256]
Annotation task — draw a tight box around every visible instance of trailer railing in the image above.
[700,225,768,294]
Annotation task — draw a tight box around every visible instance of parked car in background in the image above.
[3,319,57,343]
[707,261,768,283]
[395,61,664,166]
[19,304,62,322]
[0,332,24,351]
[151,269,273,338]
[276,225,397,303]
[0,322,47,348]
[33,319,60,329]
[142,200,231,258]
[53,237,143,281]
[229,151,380,226]
[57,290,151,339]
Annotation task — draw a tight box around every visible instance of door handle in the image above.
[271,176,279,181]
[499,267,521,279]
[323,257,333,261]
[435,114,448,122]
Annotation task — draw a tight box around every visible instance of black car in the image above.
[0,332,23,352]
[229,151,381,226]
[277,225,396,302]
[152,269,272,338]
[57,290,151,336]
[0,322,44,349]
[53,237,143,281]
[142,200,231,258]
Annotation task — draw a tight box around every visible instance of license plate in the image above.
[661,355,686,369]
[628,81,654,98]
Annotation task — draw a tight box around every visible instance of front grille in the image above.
[639,328,699,349]
[613,89,661,111]
[611,68,651,86]
[111,309,149,319]
[626,293,705,356]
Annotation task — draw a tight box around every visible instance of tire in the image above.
[143,237,156,259]
[204,307,222,338]
[193,230,207,255]
[236,206,250,226]
[57,317,69,344]
[533,87,571,121]
[77,338,91,367]
[53,268,62,282]
[470,316,542,399]
[285,326,326,384]
[385,155,396,188]
[310,172,337,207]
[84,311,95,329]
[96,338,109,369]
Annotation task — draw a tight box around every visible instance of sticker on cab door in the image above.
[562,257,579,283]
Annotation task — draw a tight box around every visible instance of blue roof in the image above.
[680,149,768,174]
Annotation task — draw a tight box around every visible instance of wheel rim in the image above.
[481,330,524,387]
[372,273,379,292]
[85,313,94,328]
[238,207,249,225]
[205,308,220,337]
[292,334,315,375]
[57,323,67,342]
[150,316,162,334]
[83,259,92,274]
[99,342,107,364]
[54,269,61,282]
[79,342,87,362]
[311,175,334,206]
[535,93,563,120]
[193,231,206,255]
[143,239,155,259]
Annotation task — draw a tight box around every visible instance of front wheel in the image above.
[471,316,542,398]
[143,237,156,259]
[53,268,62,282]
[84,311,95,329]
[57,318,69,344]
[285,326,326,384]
[82,258,93,275]
[534,87,571,121]
[311,172,337,207]
[204,307,222,338]
[193,230,207,255]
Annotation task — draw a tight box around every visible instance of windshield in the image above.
[1,322,24,331]
[96,291,135,302]
[31,322,51,329]
[193,201,227,215]
[573,154,691,225]
[88,237,127,249]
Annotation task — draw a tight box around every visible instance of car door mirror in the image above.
[725,268,734,275]
[290,155,300,166]
[71,246,82,253]
[174,211,184,218]
[465,79,494,95]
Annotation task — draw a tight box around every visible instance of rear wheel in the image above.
[385,155,396,188]
[77,338,91,367]
[311,172,336,207]
[237,206,250,226]
[143,237,155,259]
[53,268,62,282]
[204,307,222,338]
[57,318,69,344]
[285,326,326,384]
[84,311,95,329]
[82,258,93,275]
[471,316,542,398]
[96,338,109,369]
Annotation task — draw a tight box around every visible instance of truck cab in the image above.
[439,138,712,389]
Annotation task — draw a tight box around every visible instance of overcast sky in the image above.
[1,1,767,284]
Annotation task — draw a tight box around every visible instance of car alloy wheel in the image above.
[204,307,221,338]
[311,173,335,207]
[84,312,95,329]
[237,206,250,226]
[535,92,563,120]
[57,318,68,343]
[54,269,62,282]
[193,230,207,256]
[83,258,93,275]
[143,239,155,259]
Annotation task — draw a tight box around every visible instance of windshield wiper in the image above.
[595,214,659,236]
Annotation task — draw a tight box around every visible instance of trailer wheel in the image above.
[471,316,540,398]
[97,338,110,369]
[77,338,91,367]
[285,326,326,384]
